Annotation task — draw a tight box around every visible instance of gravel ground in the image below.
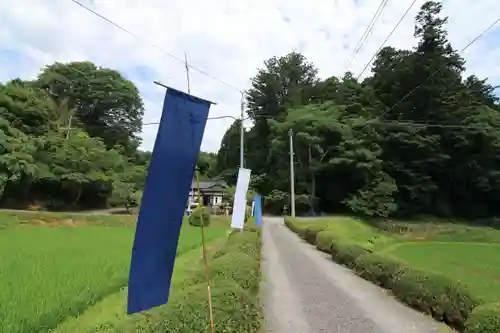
[261,216,453,333]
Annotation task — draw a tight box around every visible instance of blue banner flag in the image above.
[253,195,263,226]
[127,87,212,314]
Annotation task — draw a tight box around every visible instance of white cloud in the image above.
[0,0,499,152]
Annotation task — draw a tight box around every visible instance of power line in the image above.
[70,0,244,94]
[346,0,389,70]
[381,14,500,118]
[356,0,418,80]
[142,114,245,126]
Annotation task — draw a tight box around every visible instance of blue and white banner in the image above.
[231,168,251,230]
[127,87,212,314]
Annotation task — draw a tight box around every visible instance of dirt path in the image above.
[261,217,453,333]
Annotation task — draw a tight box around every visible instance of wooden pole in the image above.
[196,168,215,333]
[185,52,215,333]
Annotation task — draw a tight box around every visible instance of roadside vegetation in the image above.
[285,216,500,332]
[0,212,249,333]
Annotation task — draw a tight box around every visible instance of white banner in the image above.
[231,168,252,229]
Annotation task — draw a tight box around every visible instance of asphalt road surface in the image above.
[261,217,452,333]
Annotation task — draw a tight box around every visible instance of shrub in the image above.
[189,205,211,227]
[353,253,404,289]
[465,302,500,333]
[330,241,367,269]
[150,279,261,333]
[122,228,262,333]
[284,216,300,233]
[245,205,252,222]
[315,230,337,253]
[390,267,478,330]
[213,231,261,260]
[190,252,260,293]
[303,224,327,245]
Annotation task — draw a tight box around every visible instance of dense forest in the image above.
[215,1,500,218]
[2,1,499,219]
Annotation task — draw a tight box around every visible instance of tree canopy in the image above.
[215,1,500,218]
[0,60,219,211]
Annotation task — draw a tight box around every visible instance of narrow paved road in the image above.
[261,217,451,333]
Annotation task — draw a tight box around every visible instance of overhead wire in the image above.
[70,0,245,95]
[356,0,418,80]
[69,0,500,133]
[346,0,389,70]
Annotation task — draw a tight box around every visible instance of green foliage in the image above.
[391,267,477,330]
[213,231,261,260]
[330,242,367,269]
[315,230,338,253]
[146,279,261,333]
[190,252,260,292]
[354,253,404,289]
[353,253,477,330]
[125,229,262,333]
[215,1,500,219]
[465,303,500,333]
[302,224,327,244]
[0,61,152,211]
[36,61,144,153]
[188,205,211,227]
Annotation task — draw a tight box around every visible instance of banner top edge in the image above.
[155,81,217,105]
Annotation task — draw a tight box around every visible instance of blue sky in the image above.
[0,0,499,152]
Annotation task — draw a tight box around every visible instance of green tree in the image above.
[36,61,144,154]
[245,52,318,183]
[216,120,243,185]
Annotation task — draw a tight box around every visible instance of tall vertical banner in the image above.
[127,88,212,314]
[231,168,251,229]
[253,195,263,226]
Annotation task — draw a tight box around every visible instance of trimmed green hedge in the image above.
[190,252,260,293]
[213,231,261,261]
[147,279,261,333]
[465,302,500,333]
[330,241,367,269]
[285,218,479,331]
[119,229,262,333]
[188,205,211,227]
[302,225,327,245]
[315,230,337,253]
[284,216,301,233]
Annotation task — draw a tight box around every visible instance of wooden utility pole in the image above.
[289,129,296,218]
[240,92,245,168]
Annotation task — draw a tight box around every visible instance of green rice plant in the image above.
[0,222,226,333]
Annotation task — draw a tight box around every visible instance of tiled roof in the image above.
[190,179,228,190]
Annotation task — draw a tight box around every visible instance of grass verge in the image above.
[284,216,497,332]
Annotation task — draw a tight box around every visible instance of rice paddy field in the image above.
[0,211,229,333]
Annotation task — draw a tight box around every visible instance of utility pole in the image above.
[64,113,73,140]
[239,92,245,168]
[289,129,296,218]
